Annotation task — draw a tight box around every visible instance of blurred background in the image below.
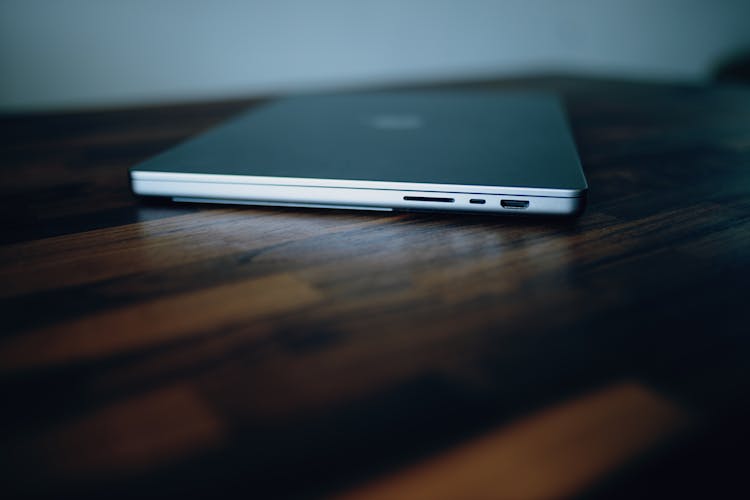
[1,0,749,112]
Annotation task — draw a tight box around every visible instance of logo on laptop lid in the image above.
[364,114,423,130]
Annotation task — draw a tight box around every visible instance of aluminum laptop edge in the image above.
[130,91,588,216]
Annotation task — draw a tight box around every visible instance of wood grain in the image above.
[1,76,749,499]
[338,383,690,500]
[35,384,225,477]
[0,273,320,372]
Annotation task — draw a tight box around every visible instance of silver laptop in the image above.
[130,91,587,215]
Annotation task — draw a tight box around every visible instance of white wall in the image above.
[1,0,749,111]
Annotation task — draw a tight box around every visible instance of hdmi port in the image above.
[501,199,529,209]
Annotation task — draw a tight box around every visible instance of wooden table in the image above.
[1,77,749,499]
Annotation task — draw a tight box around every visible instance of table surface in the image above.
[1,76,749,499]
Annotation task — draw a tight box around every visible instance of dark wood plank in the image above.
[337,383,690,500]
[1,76,749,499]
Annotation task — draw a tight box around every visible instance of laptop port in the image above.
[501,199,529,209]
[404,196,455,203]
[469,199,486,204]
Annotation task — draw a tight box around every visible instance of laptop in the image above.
[130,91,587,216]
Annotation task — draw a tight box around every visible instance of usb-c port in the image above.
[501,199,529,209]
[469,199,486,204]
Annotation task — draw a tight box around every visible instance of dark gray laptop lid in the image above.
[132,91,587,193]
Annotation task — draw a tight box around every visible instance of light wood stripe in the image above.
[0,273,320,372]
[0,209,391,298]
[338,383,690,500]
